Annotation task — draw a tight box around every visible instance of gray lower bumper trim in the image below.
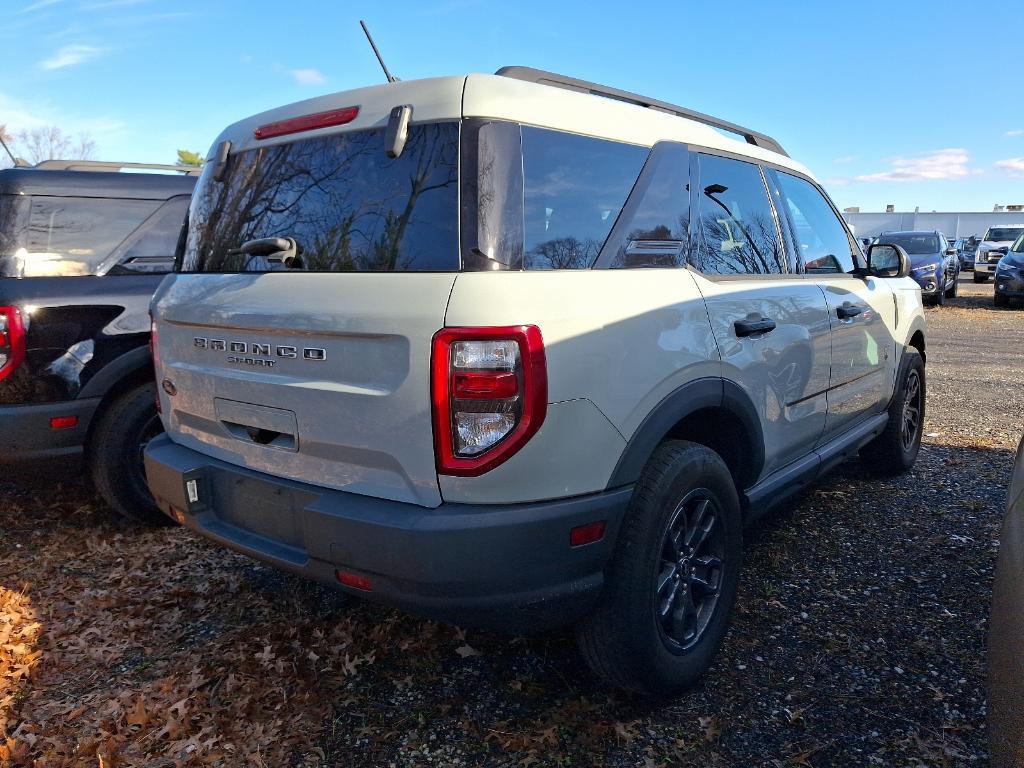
[144,434,631,631]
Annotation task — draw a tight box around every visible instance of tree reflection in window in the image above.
[182,123,458,273]
[692,154,785,276]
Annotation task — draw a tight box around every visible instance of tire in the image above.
[576,440,742,697]
[994,293,1009,308]
[945,274,958,299]
[974,273,989,283]
[89,382,172,525]
[932,285,945,306]
[861,348,925,476]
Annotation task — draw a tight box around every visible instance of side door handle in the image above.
[734,316,777,337]
[836,301,866,320]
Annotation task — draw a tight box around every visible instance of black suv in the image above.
[0,160,197,522]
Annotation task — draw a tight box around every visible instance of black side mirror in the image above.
[867,243,910,278]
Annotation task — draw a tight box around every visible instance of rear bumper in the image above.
[0,398,100,465]
[144,434,631,632]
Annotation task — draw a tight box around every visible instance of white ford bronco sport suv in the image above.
[144,67,927,696]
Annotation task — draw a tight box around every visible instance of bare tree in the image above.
[15,126,97,164]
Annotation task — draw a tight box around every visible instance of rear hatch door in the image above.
[154,116,460,507]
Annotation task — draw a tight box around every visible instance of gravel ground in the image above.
[1,273,1021,767]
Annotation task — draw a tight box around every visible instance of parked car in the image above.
[994,234,1024,307]
[955,237,978,270]
[143,66,927,696]
[877,230,960,305]
[975,225,1024,283]
[0,160,197,522]
[988,431,1024,767]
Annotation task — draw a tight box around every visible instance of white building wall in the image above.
[844,211,1024,239]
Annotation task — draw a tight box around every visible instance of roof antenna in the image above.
[0,134,20,167]
[360,20,398,83]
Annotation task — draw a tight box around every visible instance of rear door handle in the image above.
[734,316,777,337]
[836,302,866,320]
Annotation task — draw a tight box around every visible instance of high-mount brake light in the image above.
[253,106,360,140]
[431,326,547,476]
[0,306,26,383]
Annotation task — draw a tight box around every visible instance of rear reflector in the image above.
[254,106,359,140]
[336,570,372,591]
[570,521,607,547]
[49,416,78,430]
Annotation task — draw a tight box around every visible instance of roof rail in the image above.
[494,66,788,157]
[32,159,203,176]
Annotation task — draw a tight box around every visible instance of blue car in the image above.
[878,230,960,306]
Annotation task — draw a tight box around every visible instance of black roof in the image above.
[0,167,196,199]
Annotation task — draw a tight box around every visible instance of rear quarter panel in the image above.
[0,275,160,405]
[440,269,720,503]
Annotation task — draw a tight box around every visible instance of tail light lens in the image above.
[431,326,546,476]
[0,306,26,382]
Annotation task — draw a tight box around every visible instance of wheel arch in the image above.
[606,378,764,492]
[80,347,155,455]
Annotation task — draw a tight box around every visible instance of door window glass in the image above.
[773,172,857,273]
[605,142,690,268]
[104,195,191,274]
[692,154,785,275]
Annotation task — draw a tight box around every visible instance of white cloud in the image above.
[853,148,976,183]
[40,43,103,70]
[823,177,850,186]
[290,68,326,85]
[0,91,124,147]
[994,158,1024,176]
[1006,129,1024,137]
[833,155,856,164]
[21,0,63,12]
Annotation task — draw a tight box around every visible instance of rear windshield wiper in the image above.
[231,237,305,271]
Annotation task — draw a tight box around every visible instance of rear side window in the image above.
[522,127,647,269]
[20,197,160,277]
[102,195,190,275]
[771,171,857,273]
[0,195,28,276]
[692,154,785,275]
[181,123,459,273]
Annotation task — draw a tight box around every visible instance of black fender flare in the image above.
[79,345,152,400]
[606,377,765,489]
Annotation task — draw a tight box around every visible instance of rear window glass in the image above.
[181,123,459,273]
[522,127,647,269]
[17,196,159,277]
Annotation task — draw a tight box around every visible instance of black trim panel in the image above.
[607,377,765,489]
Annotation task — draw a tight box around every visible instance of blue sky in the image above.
[3,0,1022,212]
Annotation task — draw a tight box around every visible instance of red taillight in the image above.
[431,326,547,477]
[336,570,372,591]
[0,306,26,383]
[150,313,161,413]
[254,106,359,140]
[452,371,519,399]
